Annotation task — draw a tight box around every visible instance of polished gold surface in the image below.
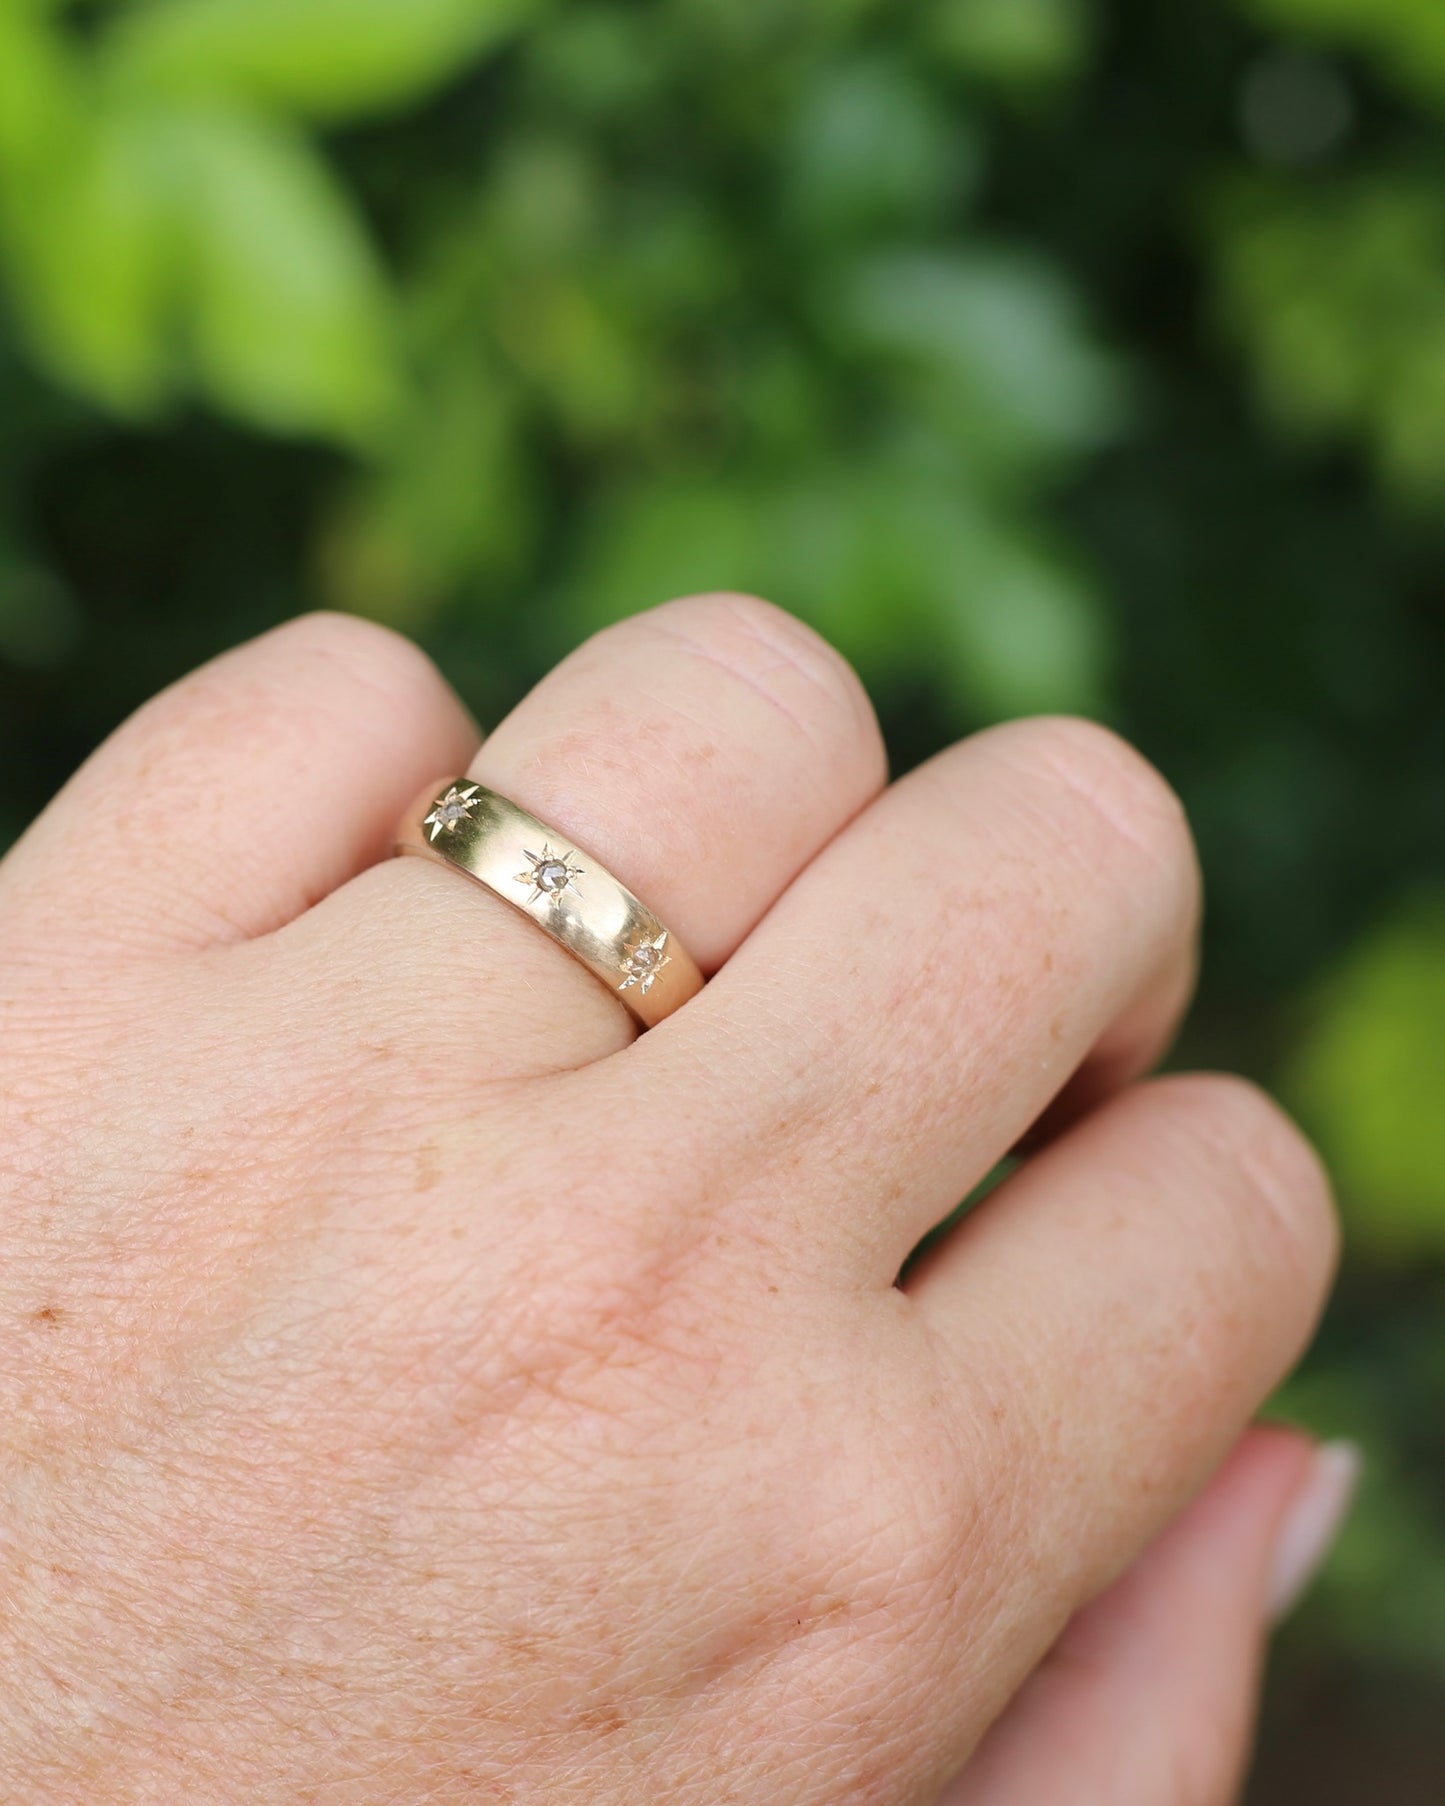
[395,781,703,1028]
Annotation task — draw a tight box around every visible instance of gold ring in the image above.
[394,781,704,1028]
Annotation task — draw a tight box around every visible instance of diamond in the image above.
[620,929,671,995]
[423,784,481,842]
[515,843,585,903]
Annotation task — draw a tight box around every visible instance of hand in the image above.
[0,596,1340,1804]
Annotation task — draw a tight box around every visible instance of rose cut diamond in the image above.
[516,843,584,903]
[620,930,671,995]
[423,783,481,841]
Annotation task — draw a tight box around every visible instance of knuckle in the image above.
[987,714,1199,907]
[145,613,457,759]
[636,591,884,771]
[1143,1072,1340,1292]
[263,611,454,716]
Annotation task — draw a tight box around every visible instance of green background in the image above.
[2,1,1444,1794]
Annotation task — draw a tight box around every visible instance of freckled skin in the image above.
[0,601,1335,1806]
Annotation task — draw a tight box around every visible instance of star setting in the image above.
[619,929,672,995]
[423,783,482,841]
[515,843,585,904]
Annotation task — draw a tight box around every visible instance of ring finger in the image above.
[279,591,888,1073]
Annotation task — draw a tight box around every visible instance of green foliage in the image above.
[0,0,538,441]
[0,539,80,669]
[1243,0,1445,109]
[1213,176,1445,498]
[1220,0,1445,503]
[0,2,1124,714]
[553,458,1109,719]
[306,14,1127,716]
[927,0,1092,91]
[179,111,400,442]
[108,0,541,123]
[781,55,979,239]
[826,247,1123,469]
[0,102,173,413]
[1278,1367,1445,1674]
[1288,898,1445,1259]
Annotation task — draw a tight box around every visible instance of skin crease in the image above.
[0,596,1338,1805]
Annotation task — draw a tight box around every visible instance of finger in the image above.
[290,592,887,1069]
[906,1075,1339,1725]
[0,613,479,959]
[628,716,1200,1273]
[935,1428,1357,1806]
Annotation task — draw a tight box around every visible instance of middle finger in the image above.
[626,715,1201,1278]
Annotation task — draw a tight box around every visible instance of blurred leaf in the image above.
[319,357,533,625]
[525,5,674,121]
[0,105,176,413]
[562,453,1111,722]
[483,134,604,267]
[825,247,1127,475]
[926,518,1109,717]
[664,0,886,58]
[0,85,402,439]
[1213,177,1445,500]
[1242,0,1445,110]
[107,0,541,124]
[494,275,645,443]
[0,3,77,175]
[564,475,765,629]
[781,55,978,240]
[0,9,161,408]
[928,0,1093,90]
[806,463,1111,717]
[1287,897,1445,1259]
[174,110,400,443]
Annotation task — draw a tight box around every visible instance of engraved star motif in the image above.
[423,783,482,842]
[515,843,585,905]
[619,929,672,996]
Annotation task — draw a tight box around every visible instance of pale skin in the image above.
[0,594,1340,1803]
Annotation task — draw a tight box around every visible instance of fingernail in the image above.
[1268,1440,1361,1623]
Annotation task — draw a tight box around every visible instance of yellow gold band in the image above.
[394,781,703,1028]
